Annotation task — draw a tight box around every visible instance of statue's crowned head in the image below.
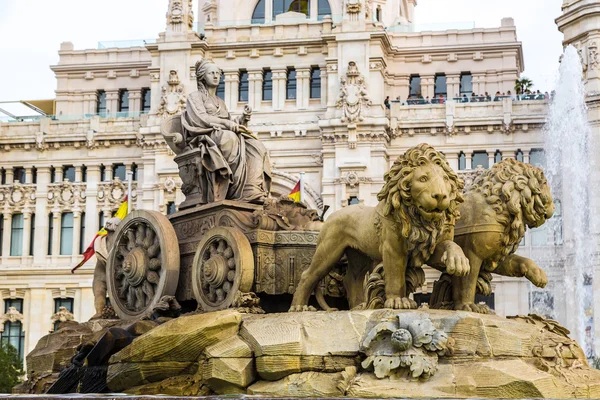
[195,59,222,93]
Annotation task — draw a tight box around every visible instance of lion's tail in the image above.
[315,286,334,311]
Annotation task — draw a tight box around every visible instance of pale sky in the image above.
[0,0,564,102]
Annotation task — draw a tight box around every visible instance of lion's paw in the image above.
[441,249,470,277]
[288,305,317,312]
[524,263,548,288]
[456,303,492,314]
[384,297,418,310]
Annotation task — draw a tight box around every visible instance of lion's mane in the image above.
[469,158,552,269]
[377,143,464,268]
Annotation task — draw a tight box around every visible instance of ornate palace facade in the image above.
[0,0,597,362]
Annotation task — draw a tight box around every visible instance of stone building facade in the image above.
[0,0,596,362]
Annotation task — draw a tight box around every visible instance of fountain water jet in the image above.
[542,44,596,359]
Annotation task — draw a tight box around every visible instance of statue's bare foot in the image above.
[384,297,417,309]
[288,305,317,312]
[456,303,492,314]
[441,248,470,276]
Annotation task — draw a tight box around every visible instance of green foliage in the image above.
[0,341,23,393]
[515,77,534,95]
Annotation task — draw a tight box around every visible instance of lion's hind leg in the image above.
[290,229,349,312]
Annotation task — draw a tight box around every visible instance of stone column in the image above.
[104,166,113,181]
[320,65,328,107]
[25,287,51,364]
[272,69,287,111]
[445,152,459,171]
[265,0,273,23]
[248,70,263,110]
[33,167,50,265]
[296,67,311,110]
[5,169,14,185]
[309,0,318,19]
[105,90,120,117]
[472,73,486,95]
[488,152,495,167]
[129,89,142,114]
[83,91,97,115]
[51,211,61,261]
[25,168,33,185]
[71,211,82,261]
[21,212,32,262]
[396,74,410,102]
[224,71,240,112]
[466,153,473,170]
[85,165,101,245]
[1,213,12,260]
[74,166,82,183]
[421,75,435,99]
[523,150,530,164]
[55,166,63,183]
[447,74,461,98]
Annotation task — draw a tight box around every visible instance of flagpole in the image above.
[299,172,305,203]
[127,171,133,214]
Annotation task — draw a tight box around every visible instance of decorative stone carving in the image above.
[167,0,184,25]
[0,182,36,209]
[97,179,137,210]
[163,176,178,194]
[86,129,95,149]
[35,131,46,151]
[50,306,75,326]
[157,71,186,118]
[346,0,362,15]
[334,171,372,188]
[588,41,599,71]
[336,62,372,124]
[1,306,24,327]
[457,166,486,189]
[361,313,453,379]
[47,182,86,208]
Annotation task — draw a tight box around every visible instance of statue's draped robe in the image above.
[181,91,271,203]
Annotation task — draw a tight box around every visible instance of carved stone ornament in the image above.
[346,0,362,14]
[35,131,46,151]
[50,306,75,324]
[97,179,137,210]
[361,313,454,379]
[1,307,24,325]
[334,171,372,188]
[163,176,178,194]
[47,182,86,208]
[336,62,372,124]
[157,70,186,118]
[457,166,486,190]
[589,41,599,71]
[0,182,36,209]
[167,0,184,24]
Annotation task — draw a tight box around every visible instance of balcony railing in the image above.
[386,21,476,33]
[97,39,156,49]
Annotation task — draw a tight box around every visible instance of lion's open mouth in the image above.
[418,205,445,219]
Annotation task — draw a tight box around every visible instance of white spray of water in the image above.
[543,45,595,356]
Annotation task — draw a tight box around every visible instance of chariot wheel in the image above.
[192,227,254,311]
[106,210,180,320]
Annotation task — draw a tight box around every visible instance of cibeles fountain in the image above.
[17,55,600,398]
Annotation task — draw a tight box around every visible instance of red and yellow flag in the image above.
[71,196,129,273]
[288,181,301,202]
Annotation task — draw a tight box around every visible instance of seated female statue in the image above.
[181,59,272,204]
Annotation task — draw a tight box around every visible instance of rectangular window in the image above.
[79,212,86,254]
[48,214,53,255]
[141,88,151,113]
[434,74,447,96]
[54,298,74,331]
[60,212,74,255]
[118,90,129,112]
[460,73,473,94]
[63,165,75,182]
[10,214,24,256]
[29,214,35,256]
[531,226,548,246]
[494,151,502,164]
[516,150,524,162]
[167,201,177,215]
[81,165,87,183]
[286,68,297,100]
[216,74,225,100]
[274,0,310,17]
[472,151,489,169]
[113,164,126,181]
[239,71,249,102]
[310,67,321,99]
[530,149,545,167]
[1,299,25,362]
[97,90,107,115]
[409,75,421,97]
[262,69,273,101]
[13,167,26,184]
[458,152,466,171]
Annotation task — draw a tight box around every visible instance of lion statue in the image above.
[290,143,471,311]
[430,158,554,313]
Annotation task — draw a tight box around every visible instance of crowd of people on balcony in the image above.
[393,89,551,106]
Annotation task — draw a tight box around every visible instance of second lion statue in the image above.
[290,143,471,311]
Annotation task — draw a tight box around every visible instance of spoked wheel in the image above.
[192,227,254,311]
[106,210,180,320]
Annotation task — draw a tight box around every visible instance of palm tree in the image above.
[515,77,534,95]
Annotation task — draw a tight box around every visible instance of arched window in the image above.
[252,0,267,24]
[317,0,332,20]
